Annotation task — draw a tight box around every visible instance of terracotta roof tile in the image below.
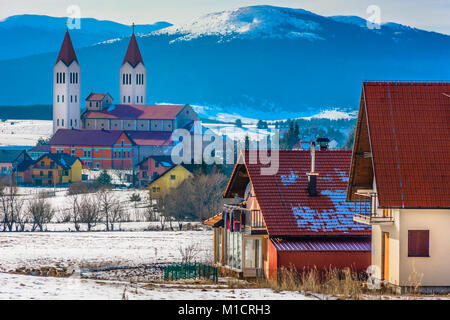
[363,82,450,208]
[240,150,370,237]
[83,104,185,120]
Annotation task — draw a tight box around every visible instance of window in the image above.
[408,230,429,257]
[71,96,73,103]
[70,119,73,127]
[57,119,59,126]
[62,95,64,103]
[41,161,45,166]
[63,73,65,83]
[170,175,176,180]
[123,96,126,103]
[152,187,160,193]
[123,74,125,85]
[128,96,130,103]
[57,95,59,103]
[61,119,64,126]
[75,95,77,103]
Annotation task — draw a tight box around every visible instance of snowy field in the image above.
[0,231,213,273]
[0,120,52,146]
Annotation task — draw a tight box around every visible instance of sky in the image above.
[1,0,449,34]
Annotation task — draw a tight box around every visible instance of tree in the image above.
[96,170,112,186]
[0,183,22,232]
[97,187,115,231]
[235,119,243,128]
[36,137,50,146]
[344,126,356,150]
[79,194,100,231]
[27,194,54,232]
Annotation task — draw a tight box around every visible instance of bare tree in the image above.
[79,194,100,231]
[97,187,115,231]
[109,200,124,231]
[66,194,82,231]
[143,194,157,222]
[0,183,23,232]
[179,243,201,263]
[27,193,54,232]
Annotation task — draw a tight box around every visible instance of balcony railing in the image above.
[353,192,394,225]
[223,204,266,233]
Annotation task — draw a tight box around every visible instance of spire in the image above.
[56,29,78,66]
[122,23,144,68]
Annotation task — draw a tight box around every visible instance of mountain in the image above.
[0,6,448,120]
[0,14,171,60]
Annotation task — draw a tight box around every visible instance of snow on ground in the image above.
[0,120,52,146]
[0,272,317,300]
[16,186,152,222]
[0,231,213,273]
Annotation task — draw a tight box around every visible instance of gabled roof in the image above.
[85,93,112,101]
[56,30,78,66]
[17,159,35,172]
[203,213,223,227]
[126,131,173,146]
[149,164,194,184]
[348,82,450,208]
[224,150,370,237]
[137,155,173,167]
[0,149,26,163]
[122,33,144,68]
[36,153,80,170]
[49,129,132,147]
[29,144,51,153]
[82,104,185,120]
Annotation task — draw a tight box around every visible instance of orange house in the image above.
[205,146,371,281]
[31,153,82,186]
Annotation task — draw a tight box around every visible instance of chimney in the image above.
[317,137,330,151]
[306,141,319,196]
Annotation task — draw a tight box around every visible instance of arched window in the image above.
[62,95,64,103]
[57,119,59,126]
[62,119,64,126]
[128,96,130,103]
[123,74,125,85]
[63,73,65,84]
[57,95,59,103]
[123,96,125,103]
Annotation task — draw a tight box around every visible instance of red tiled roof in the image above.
[126,131,173,146]
[56,31,78,66]
[363,82,450,208]
[49,129,129,147]
[86,93,108,101]
[231,150,370,237]
[83,104,185,120]
[122,33,144,67]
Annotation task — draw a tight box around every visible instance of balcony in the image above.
[223,204,266,234]
[352,192,394,225]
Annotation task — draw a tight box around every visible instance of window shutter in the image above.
[408,230,429,257]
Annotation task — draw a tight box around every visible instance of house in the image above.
[28,144,51,160]
[16,159,35,185]
[347,82,450,293]
[0,149,32,182]
[85,93,113,111]
[137,156,173,186]
[148,164,193,198]
[205,145,371,280]
[31,153,82,186]
[49,129,134,169]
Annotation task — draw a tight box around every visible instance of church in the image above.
[49,26,199,170]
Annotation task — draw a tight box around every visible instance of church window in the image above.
[75,120,77,127]
[71,96,73,103]
[62,95,64,103]
[123,96,125,103]
[57,119,59,126]
[75,96,77,103]
[56,73,59,84]
[123,74,125,85]
[70,73,72,84]
[63,73,65,84]
[70,119,73,127]
[57,95,59,103]
[128,96,130,103]
[62,119,64,126]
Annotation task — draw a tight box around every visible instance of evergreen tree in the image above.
[96,170,112,186]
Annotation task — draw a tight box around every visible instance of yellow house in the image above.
[32,153,82,186]
[148,164,193,198]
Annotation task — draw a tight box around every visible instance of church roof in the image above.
[56,31,78,66]
[122,33,144,68]
[82,104,186,120]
